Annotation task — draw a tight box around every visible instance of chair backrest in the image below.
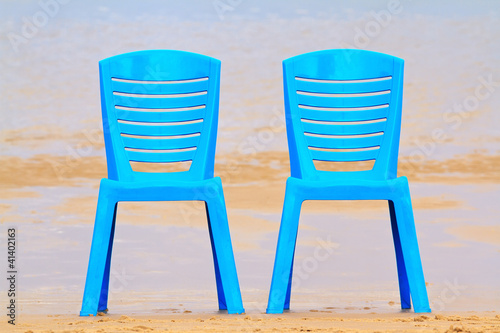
[283,49,405,181]
[99,50,221,182]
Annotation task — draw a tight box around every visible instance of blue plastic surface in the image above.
[80,50,244,316]
[266,49,431,314]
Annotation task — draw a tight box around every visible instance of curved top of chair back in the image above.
[99,50,221,182]
[283,49,404,181]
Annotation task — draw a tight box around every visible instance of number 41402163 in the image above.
[7,228,16,270]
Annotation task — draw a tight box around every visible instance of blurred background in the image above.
[0,0,499,315]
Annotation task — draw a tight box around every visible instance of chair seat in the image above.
[98,177,225,202]
[284,176,410,201]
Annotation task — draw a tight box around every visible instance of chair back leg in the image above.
[205,202,227,310]
[283,251,296,310]
[389,200,411,309]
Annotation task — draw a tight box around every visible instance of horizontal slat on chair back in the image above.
[284,50,403,179]
[296,76,392,163]
[112,77,207,165]
[100,50,219,180]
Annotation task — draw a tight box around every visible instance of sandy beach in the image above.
[5,312,500,333]
[1,0,500,332]
[1,148,499,332]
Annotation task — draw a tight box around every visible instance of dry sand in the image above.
[1,150,499,195]
[5,312,500,333]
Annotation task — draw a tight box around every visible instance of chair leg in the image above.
[267,190,302,314]
[283,251,296,310]
[205,186,244,314]
[205,202,227,311]
[80,189,118,316]
[389,200,411,309]
[98,203,118,312]
[391,184,431,313]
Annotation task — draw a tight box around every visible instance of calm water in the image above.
[1,0,499,158]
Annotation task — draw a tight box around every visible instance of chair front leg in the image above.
[98,203,118,312]
[267,187,302,314]
[80,187,118,316]
[204,180,244,314]
[391,182,431,313]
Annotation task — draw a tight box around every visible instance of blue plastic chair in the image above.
[80,50,244,316]
[266,49,431,314]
